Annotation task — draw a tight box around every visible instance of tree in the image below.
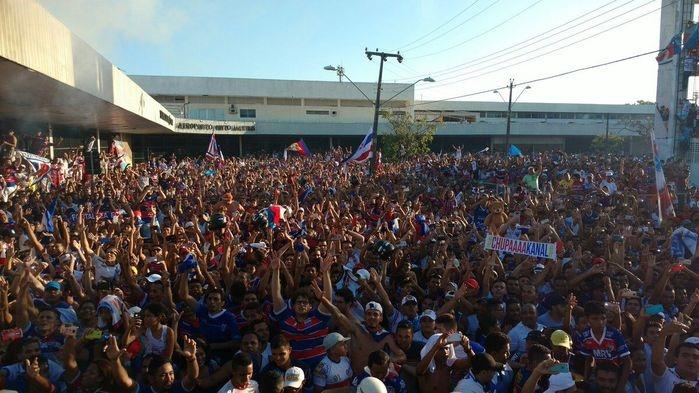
[381,111,436,162]
[618,115,653,138]
[590,135,624,153]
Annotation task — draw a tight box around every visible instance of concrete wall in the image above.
[0,0,174,132]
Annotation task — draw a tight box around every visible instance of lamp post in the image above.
[493,80,530,153]
[381,77,435,106]
[323,65,374,105]
[323,65,345,82]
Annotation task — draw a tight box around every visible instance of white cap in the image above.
[127,306,142,317]
[184,221,195,229]
[323,332,351,350]
[249,242,267,250]
[420,310,437,321]
[685,336,699,345]
[401,295,418,306]
[543,372,575,393]
[356,269,370,281]
[283,366,305,389]
[357,377,387,393]
[365,301,383,314]
[146,274,162,283]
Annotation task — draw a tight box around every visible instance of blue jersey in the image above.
[196,305,240,344]
[271,301,330,366]
[353,370,407,393]
[576,326,630,365]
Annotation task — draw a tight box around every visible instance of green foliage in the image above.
[590,135,625,153]
[380,111,436,162]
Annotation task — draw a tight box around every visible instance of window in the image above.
[485,111,506,118]
[188,108,225,121]
[239,109,256,118]
[306,110,330,115]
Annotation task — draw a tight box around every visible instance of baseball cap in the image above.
[356,269,371,281]
[146,274,162,283]
[45,281,61,292]
[685,336,699,346]
[470,353,504,373]
[401,295,418,306]
[365,301,383,314]
[550,330,572,349]
[543,372,575,393]
[283,367,305,389]
[323,332,350,350]
[184,221,195,229]
[464,278,480,291]
[419,310,437,321]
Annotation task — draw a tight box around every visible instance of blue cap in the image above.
[45,281,61,292]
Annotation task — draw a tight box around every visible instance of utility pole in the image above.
[366,48,403,176]
[504,79,514,154]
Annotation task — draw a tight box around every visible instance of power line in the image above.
[407,0,548,59]
[400,0,503,53]
[408,49,658,108]
[418,1,664,91]
[395,0,481,51]
[392,0,629,82]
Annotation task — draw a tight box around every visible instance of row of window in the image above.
[477,111,652,121]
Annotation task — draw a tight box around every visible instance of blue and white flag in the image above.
[508,144,523,157]
[42,198,58,233]
[206,133,224,160]
[343,129,373,164]
[671,227,697,258]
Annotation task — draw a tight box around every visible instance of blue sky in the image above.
[39,0,664,104]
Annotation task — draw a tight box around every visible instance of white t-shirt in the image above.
[217,380,259,393]
[653,367,697,392]
[313,356,353,389]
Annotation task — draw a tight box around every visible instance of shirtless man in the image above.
[313,282,406,375]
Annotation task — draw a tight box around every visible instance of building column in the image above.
[48,124,54,159]
[329,136,333,149]
[238,135,243,157]
[96,128,101,151]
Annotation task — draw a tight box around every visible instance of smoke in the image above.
[37,0,187,53]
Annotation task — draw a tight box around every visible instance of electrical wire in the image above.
[391,0,629,82]
[400,0,503,53]
[408,49,658,108]
[395,0,481,51]
[407,0,548,59]
[417,2,665,91]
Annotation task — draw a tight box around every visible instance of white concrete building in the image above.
[0,0,656,160]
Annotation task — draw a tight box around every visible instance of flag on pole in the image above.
[650,130,676,223]
[343,129,373,164]
[206,133,224,160]
[508,144,523,157]
[657,33,682,64]
[286,140,311,156]
[42,198,57,233]
[684,24,699,52]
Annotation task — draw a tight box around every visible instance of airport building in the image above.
[0,0,655,162]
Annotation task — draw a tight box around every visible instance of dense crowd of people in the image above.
[0,132,695,393]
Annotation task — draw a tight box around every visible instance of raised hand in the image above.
[182,335,197,362]
[24,358,41,380]
[310,280,324,301]
[533,358,560,375]
[103,335,125,361]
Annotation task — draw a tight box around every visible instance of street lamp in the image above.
[493,81,531,153]
[323,65,374,105]
[382,77,435,106]
[324,65,345,82]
